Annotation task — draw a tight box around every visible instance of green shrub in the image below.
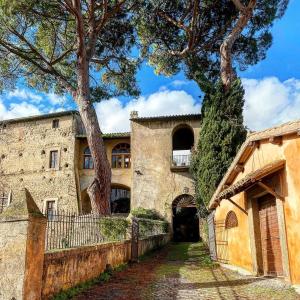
[138,219,169,238]
[131,207,163,220]
[99,218,129,241]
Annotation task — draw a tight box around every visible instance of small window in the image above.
[83,147,94,169]
[52,119,59,128]
[225,211,238,229]
[45,200,56,220]
[49,150,58,169]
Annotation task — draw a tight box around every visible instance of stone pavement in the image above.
[74,242,300,300]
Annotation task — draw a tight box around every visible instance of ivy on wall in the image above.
[98,218,129,241]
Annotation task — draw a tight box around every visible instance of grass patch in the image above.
[51,263,128,300]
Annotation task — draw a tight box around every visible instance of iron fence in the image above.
[45,210,129,251]
[171,154,191,167]
[45,210,170,251]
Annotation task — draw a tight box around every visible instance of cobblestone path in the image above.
[74,243,300,300]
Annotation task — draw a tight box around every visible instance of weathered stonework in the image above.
[0,111,201,219]
[130,116,200,222]
[0,112,80,213]
[0,189,46,300]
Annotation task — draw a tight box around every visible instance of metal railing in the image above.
[45,210,170,251]
[171,154,191,167]
[45,211,106,251]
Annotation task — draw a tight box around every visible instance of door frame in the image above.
[247,172,291,281]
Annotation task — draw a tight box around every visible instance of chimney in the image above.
[130,111,139,119]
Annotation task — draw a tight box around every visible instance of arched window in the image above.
[225,211,238,229]
[172,125,194,167]
[111,143,131,168]
[83,147,94,169]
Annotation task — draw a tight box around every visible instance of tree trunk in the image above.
[77,98,112,215]
[220,0,256,90]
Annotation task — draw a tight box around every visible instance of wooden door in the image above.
[258,194,283,276]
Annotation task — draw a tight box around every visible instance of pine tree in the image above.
[191,79,247,209]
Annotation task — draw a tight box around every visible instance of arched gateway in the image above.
[172,194,200,242]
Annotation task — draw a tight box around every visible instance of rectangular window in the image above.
[49,150,58,169]
[84,157,94,169]
[52,119,59,128]
[112,155,121,168]
[46,200,56,219]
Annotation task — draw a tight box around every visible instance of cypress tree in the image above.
[191,79,247,209]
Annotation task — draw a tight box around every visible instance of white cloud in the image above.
[170,80,190,88]
[242,77,300,131]
[47,93,67,105]
[0,100,41,120]
[95,89,201,133]
[8,89,42,104]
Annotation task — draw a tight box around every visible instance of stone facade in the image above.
[0,111,201,220]
[0,111,81,213]
[131,114,201,222]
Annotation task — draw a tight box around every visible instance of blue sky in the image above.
[1,0,300,132]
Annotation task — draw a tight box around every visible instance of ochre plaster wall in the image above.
[42,241,132,299]
[42,233,170,299]
[0,115,79,212]
[131,119,200,222]
[214,193,252,272]
[214,135,300,284]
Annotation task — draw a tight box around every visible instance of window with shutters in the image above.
[225,211,238,229]
[49,150,58,169]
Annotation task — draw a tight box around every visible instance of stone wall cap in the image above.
[0,188,45,221]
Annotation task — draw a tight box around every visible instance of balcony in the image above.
[171,154,191,172]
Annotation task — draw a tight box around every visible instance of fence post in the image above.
[0,188,46,300]
[131,217,139,262]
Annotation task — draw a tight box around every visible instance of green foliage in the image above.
[191,79,247,208]
[131,207,163,220]
[138,219,169,238]
[136,0,289,89]
[98,218,129,241]
[0,1,139,100]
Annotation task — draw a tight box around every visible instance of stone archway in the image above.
[110,184,130,214]
[172,194,199,242]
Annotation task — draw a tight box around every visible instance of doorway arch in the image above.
[110,184,130,214]
[172,194,199,242]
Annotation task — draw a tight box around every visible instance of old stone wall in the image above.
[138,233,171,257]
[131,118,200,222]
[42,241,132,298]
[42,233,170,299]
[0,189,46,300]
[0,113,79,212]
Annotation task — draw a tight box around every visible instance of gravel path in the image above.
[74,242,300,300]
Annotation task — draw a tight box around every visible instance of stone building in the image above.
[0,110,201,240]
[209,120,300,286]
